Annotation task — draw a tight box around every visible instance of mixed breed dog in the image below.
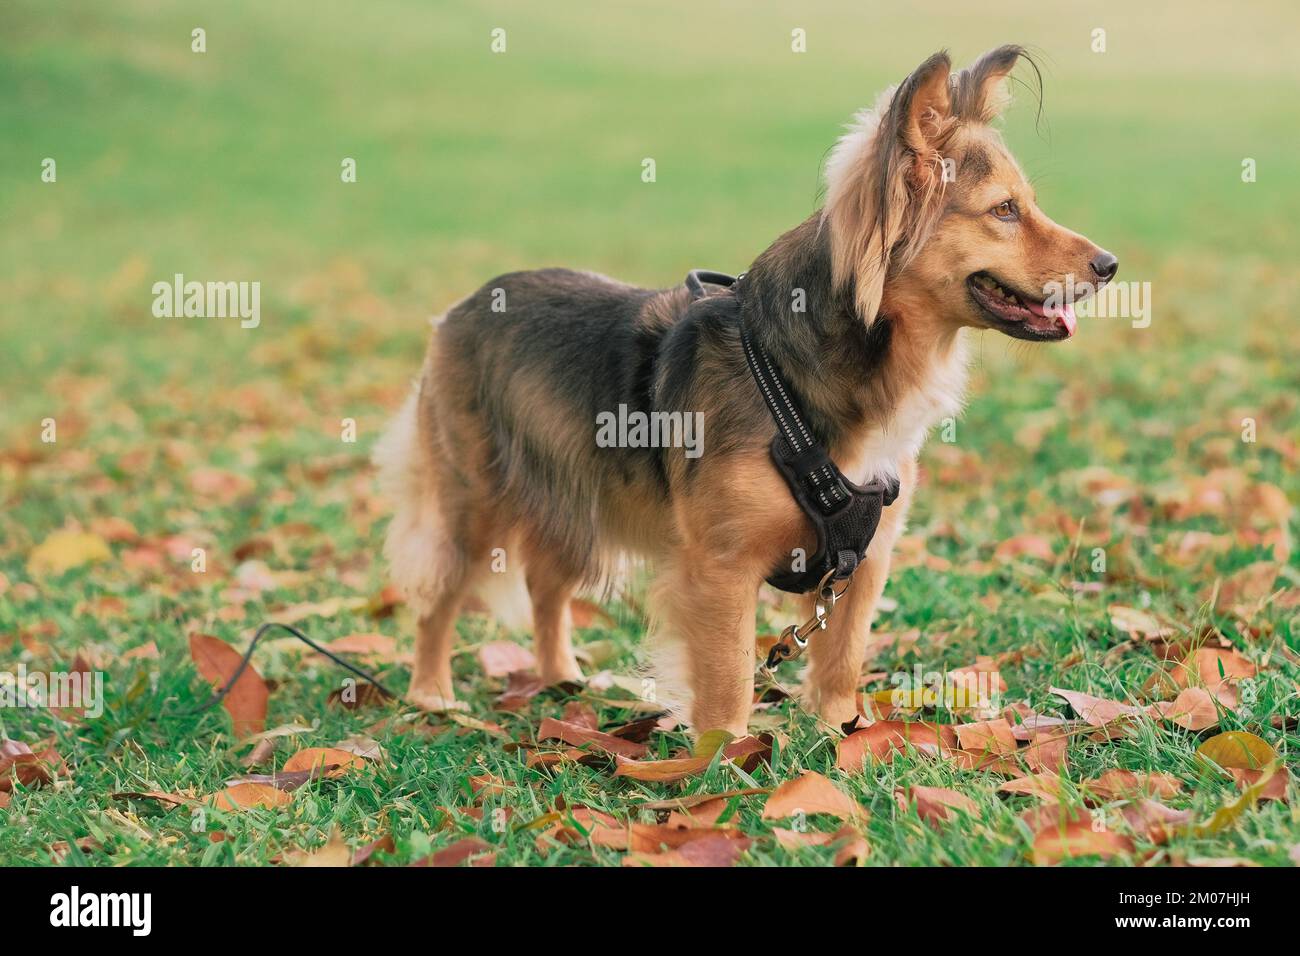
[375,46,1116,737]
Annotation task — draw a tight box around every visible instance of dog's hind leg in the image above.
[804,456,916,729]
[522,548,584,685]
[375,385,483,711]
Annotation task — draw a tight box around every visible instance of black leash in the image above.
[684,269,900,667]
[163,621,398,720]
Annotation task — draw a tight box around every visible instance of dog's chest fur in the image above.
[838,330,970,484]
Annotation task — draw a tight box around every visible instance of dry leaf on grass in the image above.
[536,717,648,760]
[761,771,863,822]
[1084,770,1183,802]
[612,735,771,783]
[210,782,293,810]
[477,641,536,678]
[621,834,751,867]
[281,747,366,778]
[837,721,956,771]
[1049,687,1143,728]
[895,785,977,826]
[189,633,268,737]
[1032,816,1134,865]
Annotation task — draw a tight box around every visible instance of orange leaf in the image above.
[211,782,292,810]
[761,771,863,822]
[895,785,977,826]
[189,633,268,736]
[1032,816,1134,865]
[282,747,366,778]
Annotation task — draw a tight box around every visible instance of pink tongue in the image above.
[1032,299,1077,337]
[1058,302,1077,336]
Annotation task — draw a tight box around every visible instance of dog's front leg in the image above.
[656,548,761,739]
[804,457,915,729]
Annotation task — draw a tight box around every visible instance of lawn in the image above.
[1,0,1298,866]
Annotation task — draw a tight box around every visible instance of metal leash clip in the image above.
[764,568,851,669]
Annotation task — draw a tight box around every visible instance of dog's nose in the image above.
[1090,250,1118,282]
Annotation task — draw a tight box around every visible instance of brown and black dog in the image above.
[376,45,1116,737]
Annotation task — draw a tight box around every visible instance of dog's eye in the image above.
[991,200,1017,222]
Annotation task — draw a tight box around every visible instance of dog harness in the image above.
[685,269,900,666]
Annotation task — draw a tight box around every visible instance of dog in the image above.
[375,45,1116,736]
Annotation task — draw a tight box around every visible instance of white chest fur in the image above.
[840,331,970,485]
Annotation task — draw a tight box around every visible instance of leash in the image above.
[161,621,398,720]
[684,269,899,668]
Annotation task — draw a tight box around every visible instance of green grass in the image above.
[1,0,1298,866]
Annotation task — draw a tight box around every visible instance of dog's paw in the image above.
[406,688,468,713]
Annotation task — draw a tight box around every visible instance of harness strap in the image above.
[684,269,900,594]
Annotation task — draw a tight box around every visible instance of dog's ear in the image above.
[955,45,1026,123]
[893,51,953,192]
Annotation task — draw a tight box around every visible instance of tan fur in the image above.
[378,46,1110,734]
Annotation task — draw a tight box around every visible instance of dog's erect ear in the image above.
[954,44,1026,123]
[896,51,953,152]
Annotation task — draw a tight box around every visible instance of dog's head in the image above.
[825,46,1116,341]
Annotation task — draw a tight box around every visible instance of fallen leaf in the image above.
[761,772,863,822]
[622,834,750,867]
[1049,686,1143,728]
[1032,816,1134,865]
[189,633,268,736]
[27,530,111,576]
[210,782,293,810]
[612,735,770,783]
[282,747,366,778]
[537,717,648,759]
[895,785,977,826]
[1147,687,1218,731]
[478,641,536,678]
[1227,766,1289,802]
[1084,770,1183,802]
[837,721,956,771]
[1196,731,1277,771]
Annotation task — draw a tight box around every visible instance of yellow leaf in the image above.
[693,729,735,758]
[1196,731,1277,771]
[27,531,111,576]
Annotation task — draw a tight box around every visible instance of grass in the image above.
[1,0,1298,866]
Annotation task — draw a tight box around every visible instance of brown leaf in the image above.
[954,719,1017,755]
[537,717,648,759]
[1084,770,1183,802]
[895,785,977,826]
[210,782,293,810]
[0,741,63,793]
[1146,687,1218,731]
[1048,686,1143,728]
[189,633,268,736]
[1228,766,1289,802]
[477,641,536,678]
[282,747,366,778]
[761,771,863,822]
[622,834,750,867]
[1032,816,1134,865]
[612,735,770,783]
[1120,799,1193,844]
[998,774,1064,799]
[411,837,495,867]
[837,721,956,771]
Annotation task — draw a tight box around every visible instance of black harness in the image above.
[685,269,900,596]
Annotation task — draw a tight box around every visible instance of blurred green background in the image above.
[2,0,1299,868]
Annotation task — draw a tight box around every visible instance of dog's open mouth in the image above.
[967,271,1076,341]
